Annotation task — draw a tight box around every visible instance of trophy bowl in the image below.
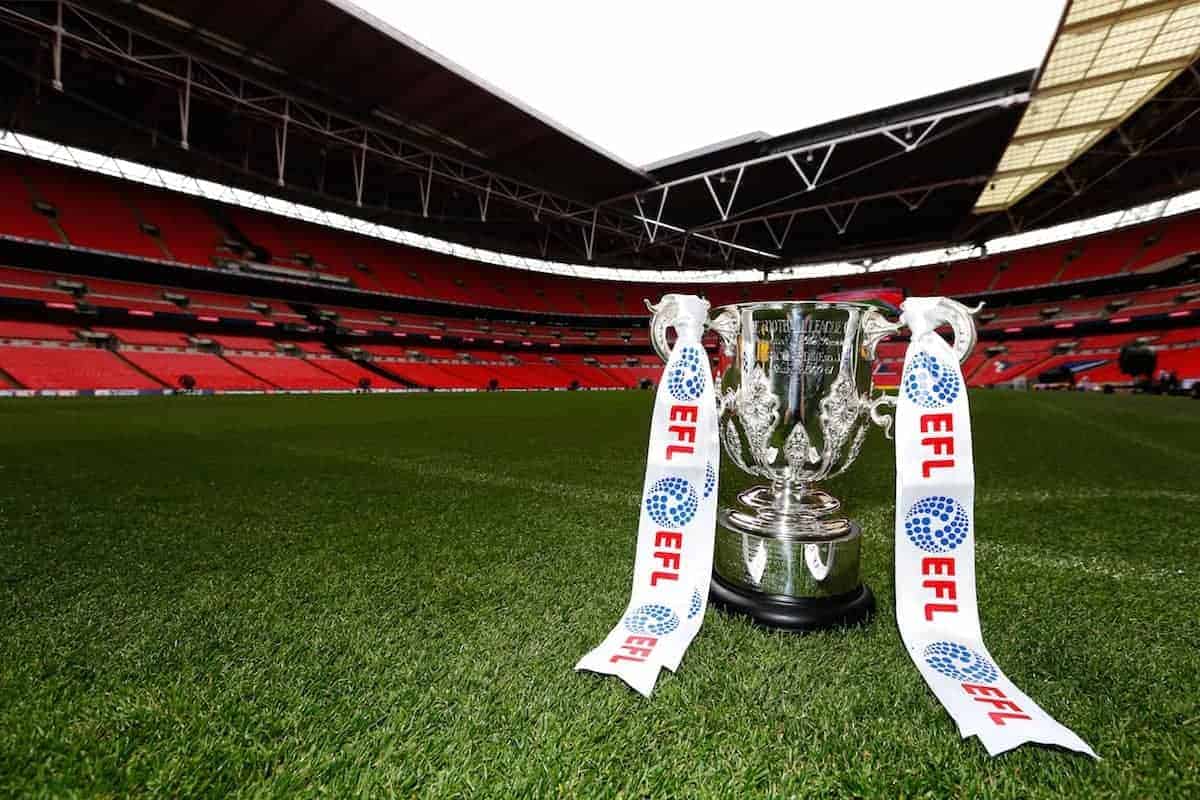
[648,297,976,630]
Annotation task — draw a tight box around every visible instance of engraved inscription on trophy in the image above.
[757,318,846,376]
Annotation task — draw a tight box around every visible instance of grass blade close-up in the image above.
[1,390,1197,798]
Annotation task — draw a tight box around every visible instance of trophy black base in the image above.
[709,573,876,632]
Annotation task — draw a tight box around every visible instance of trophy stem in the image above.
[768,478,844,520]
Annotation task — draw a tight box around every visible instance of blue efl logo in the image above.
[923,641,999,684]
[687,589,703,620]
[703,462,716,499]
[904,495,970,553]
[903,351,960,409]
[646,476,699,528]
[667,346,705,402]
[625,603,680,636]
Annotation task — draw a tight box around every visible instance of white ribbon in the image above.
[578,294,1096,758]
[894,297,1095,757]
[575,295,719,696]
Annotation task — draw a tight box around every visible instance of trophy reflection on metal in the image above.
[648,298,977,630]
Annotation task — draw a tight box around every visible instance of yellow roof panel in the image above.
[973,0,1200,213]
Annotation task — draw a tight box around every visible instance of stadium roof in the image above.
[1,0,1199,272]
[975,0,1200,212]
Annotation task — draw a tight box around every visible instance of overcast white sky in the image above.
[347,1,1066,168]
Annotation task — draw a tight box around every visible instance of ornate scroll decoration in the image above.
[783,421,817,476]
[722,418,758,478]
[736,365,779,472]
[868,393,897,440]
[717,387,738,418]
[818,372,861,478]
[830,410,871,479]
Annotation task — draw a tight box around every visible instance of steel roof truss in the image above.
[786,143,835,192]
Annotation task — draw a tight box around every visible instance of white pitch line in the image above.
[976,487,1200,506]
[284,444,1194,583]
[975,540,1187,582]
[1036,401,1200,463]
[281,444,643,509]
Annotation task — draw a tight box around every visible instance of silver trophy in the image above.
[648,297,977,630]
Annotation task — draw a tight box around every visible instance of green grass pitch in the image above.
[0,390,1197,798]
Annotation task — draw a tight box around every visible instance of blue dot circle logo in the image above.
[625,603,680,636]
[645,476,699,528]
[923,641,999,684]
[904,495,970,553]
[903,351,960,409]
[703,462,716,499]
[667,346,705,402]
[687,589,703,620]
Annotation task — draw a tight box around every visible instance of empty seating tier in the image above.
[0,345,162,390]
[6,155,1200,316]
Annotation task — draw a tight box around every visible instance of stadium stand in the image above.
[222,354,356,390]
[303,356,405,389]
[0,345,162,390]
[0,159,62,244]
[20,160,164,260]
[120,351,275,391]
[0,320,79,341]
[5,156,1200,316]
[2,155,1200,394]
[92,328,188,347]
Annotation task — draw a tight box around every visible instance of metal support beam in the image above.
[1024,84,1200,228]
[601,91,1026,207]
[351,131,366,207]
[419,156,433,217]
[763,213,796,250]
[988,160,1073,179]
[274,98,289,187]
[715,223,742,263]
[52,0,63,91]
[1061,169,1081,196]
[674,235,689,267]
[633,186,669,243]
[881,119,938,152]
[583,208,597,261]
[635,97,1012,235]
[824,202,859,235]
[478,176,491,222]
[697,176,985,239]
[177,55,191,151]
[0,2,726,265]
[702,166,744,221]
[896,187,934,211]
[786,144,834,191]
[0,0,1039,270]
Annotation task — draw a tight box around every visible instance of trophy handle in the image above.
[905,297,982,365]
[861,299,981,439]
[645,296,733,363]
[645,296,681,364]
[862,308,905,440]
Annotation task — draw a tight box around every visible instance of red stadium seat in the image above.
[0,345,163,389]
[223,354,357,389]
[122,351,274,391]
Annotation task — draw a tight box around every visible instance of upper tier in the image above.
[2,153,1198,316]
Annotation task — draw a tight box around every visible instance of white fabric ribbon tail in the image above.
[893,297,1097,758]
[575,294,719,696]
